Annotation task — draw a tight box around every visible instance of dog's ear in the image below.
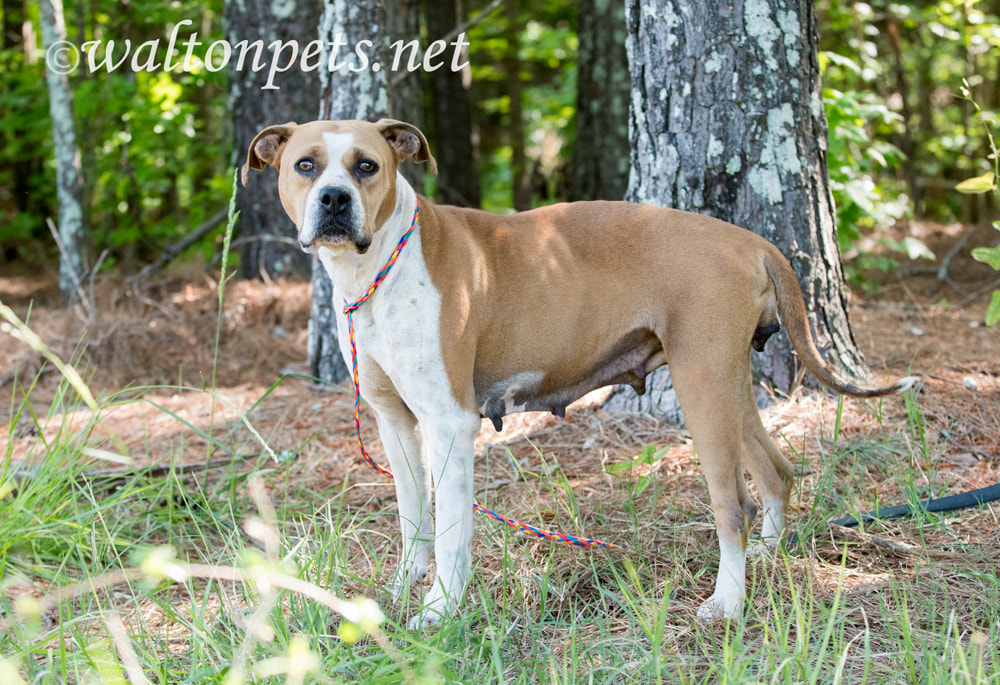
[375,119,438,176]
[241,122,297,186]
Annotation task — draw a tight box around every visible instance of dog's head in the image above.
[241,119,437,254]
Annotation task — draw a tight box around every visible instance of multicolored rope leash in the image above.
[342,200,621,552]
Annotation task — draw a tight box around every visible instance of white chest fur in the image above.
[325,230,448,399]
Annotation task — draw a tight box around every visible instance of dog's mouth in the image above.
[300,230,371,254]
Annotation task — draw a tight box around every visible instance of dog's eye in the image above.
[295,159,314,174]
[358,159,378,175]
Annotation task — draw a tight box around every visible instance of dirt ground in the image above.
[1,218,999,565]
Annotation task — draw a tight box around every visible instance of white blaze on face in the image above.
[298,131,364,250]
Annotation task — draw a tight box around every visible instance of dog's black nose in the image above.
[318,187,351,215]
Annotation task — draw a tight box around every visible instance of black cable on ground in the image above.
[785,480,1000,546]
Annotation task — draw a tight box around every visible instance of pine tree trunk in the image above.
[39,0,86,302]
[309,0,392,385]
[605,0,867,423]
[424,0,480,207]
[226,0,318,280]
[570,0,630,202]
[386,0,426,194]
[504,0,530,211]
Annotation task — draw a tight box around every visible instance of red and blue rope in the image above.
[341,199,621,552]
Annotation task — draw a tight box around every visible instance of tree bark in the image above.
[504,0,530,211]
[309,0,393,385]
[386,0,426,194]
[424,0,480,207]
[606,0,867,423]
[226,0,318,280]
[39,0,86,302]
[570,0,630,201]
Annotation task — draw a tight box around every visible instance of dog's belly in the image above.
[474,328,663,431]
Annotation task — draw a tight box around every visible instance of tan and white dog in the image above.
[242,118,915,628]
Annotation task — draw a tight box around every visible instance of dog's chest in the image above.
[332,235,450,395]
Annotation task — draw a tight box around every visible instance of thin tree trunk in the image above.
[504,0,529,211]
[310,0,393,385]
[226,0,318,280]
[39,0,86,302]
[424,0,480,207]
[885,16,921,215]
[386,0,426,194]
[606,0,867,423]
[570,0,629,201]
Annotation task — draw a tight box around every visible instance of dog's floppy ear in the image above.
[376,119,438,176]
[241,122,297,186]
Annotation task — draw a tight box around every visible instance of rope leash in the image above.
[342,200,620,551]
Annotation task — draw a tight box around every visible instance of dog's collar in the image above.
[342,199,420,316]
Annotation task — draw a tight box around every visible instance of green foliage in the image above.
[819,0,1000,223]
[467,2,577,212]
[0,43,55,260]
[0,0,229,270]
[606,443,669,497]
[955,82,1000,325]
[823,83,906,234]
[818,0,1000,287]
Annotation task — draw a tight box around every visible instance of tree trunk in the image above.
[309,0,393,385]
[386,0,426,194]
[2,0,23,50]
[606,0,867,423]
[226,0,318,280]
[424,0,480,207]
[504,0,530,211]
[570,0,630,201]
[39,0,86,302]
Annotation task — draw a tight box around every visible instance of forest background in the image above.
[2,0,997,285]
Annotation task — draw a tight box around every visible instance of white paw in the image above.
[746,538,780,558]
[405,581,454,630]
[406,609,442,631]
[696,592,743,621]
[389,559,428,601]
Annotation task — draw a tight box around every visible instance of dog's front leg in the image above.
[370,402,433,600]
[407,410,480,630]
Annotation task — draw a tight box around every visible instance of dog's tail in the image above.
[763,249,919,398]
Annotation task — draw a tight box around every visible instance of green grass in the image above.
[2,369,998,683]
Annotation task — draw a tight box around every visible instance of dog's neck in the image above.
[317,172,419,304]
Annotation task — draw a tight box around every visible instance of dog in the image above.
[242,118,916,627]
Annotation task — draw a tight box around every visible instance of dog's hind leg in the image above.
[741,393,793,545]
[668,350,753,621]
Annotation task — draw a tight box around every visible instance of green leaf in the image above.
[955,172,995,194]
[971,245,1000,271]
[986,291,1000,327]
[635,444,658,465]
[605,461,634,474]
[635,478,652,495]
[882,236,935,261]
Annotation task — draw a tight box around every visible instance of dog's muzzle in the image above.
[300,184,369,253]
